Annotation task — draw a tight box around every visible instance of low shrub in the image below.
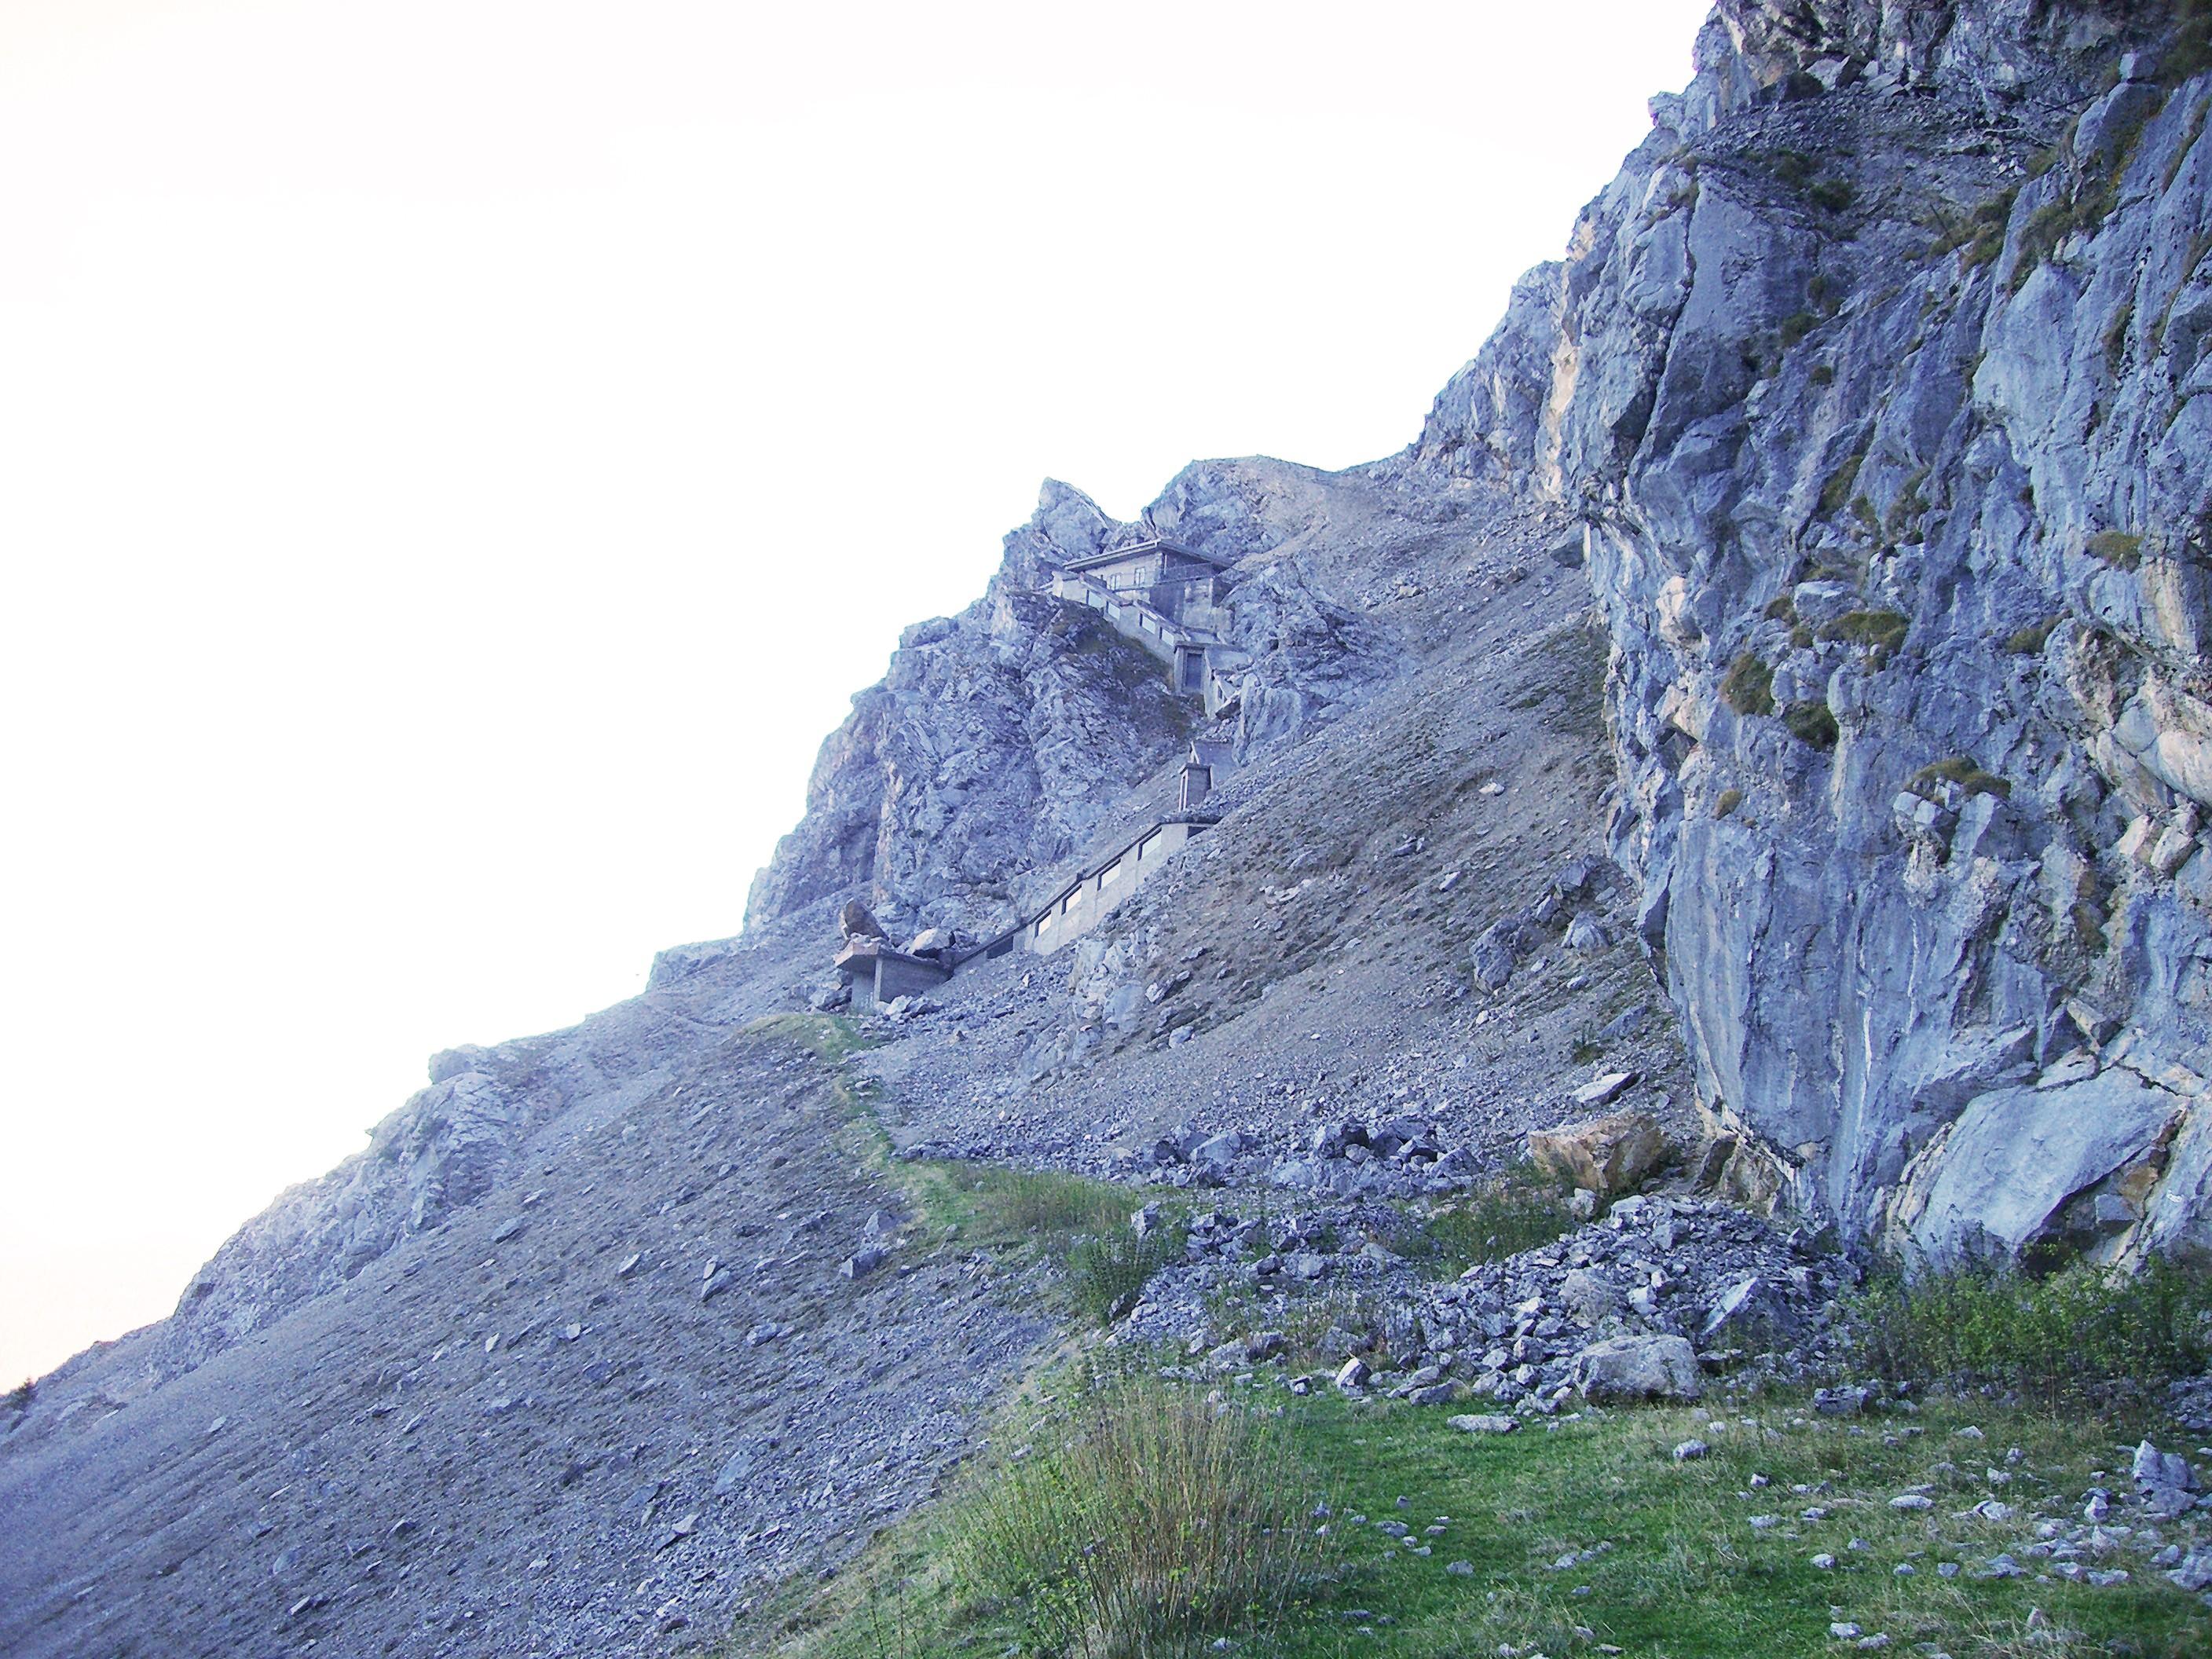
[2005,615,2060,654]
[1713,787,1744,819]
[1816,445,1867,516]
[1847,1256,2212,1407]
[951,1380,1328,1658]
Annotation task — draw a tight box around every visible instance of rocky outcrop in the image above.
[1412,0,2212,1261]
[745,467,1400,939]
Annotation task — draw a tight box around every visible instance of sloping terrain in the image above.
[9,4,2212,1657]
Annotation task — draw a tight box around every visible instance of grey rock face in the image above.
[1413,0,2212,1254]
[745,464,1391,943]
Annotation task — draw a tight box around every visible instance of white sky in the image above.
[0,0,1709,1385]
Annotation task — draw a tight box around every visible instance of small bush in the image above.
[932,1166,1184,1324]
[1762,593,1797,622]
[2087,529,2144,569]
[1713,787,1744,819]
[1847,1256,2212,1407]
[1782,700,1840,749]
[1721,653,1775,716]
[1778,309,1817,350]
[2005,615,2060,654]
[952,1380,1329,1658]
[1808,362,1836,386]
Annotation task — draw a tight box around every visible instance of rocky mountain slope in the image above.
[6,3,2212,1656]
[1413,0,2212,1267]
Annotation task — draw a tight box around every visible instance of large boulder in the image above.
[1529,1110,1671,1196]
[1573,1334,1703,1402]
[1890,1071,2185,1266]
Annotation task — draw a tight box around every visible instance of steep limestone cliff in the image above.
[1414,0,2212,1265]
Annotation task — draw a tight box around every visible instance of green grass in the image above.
[1722,654,1775,717]
[2089,529,2145,569]
[1782,701,1840,749]
[921,1163,1187,1324]
[1714,787,1745,819]
[1848,1256,2212,1408]
[1818,610,1910,656]
[745,1016,1182,1327]
[1808,177,1856,214]
[1377,1178,1575,1280]
[2005,616,2060,655]
[731,1377,2212,1659]
[950,1378,1330,1657]
[1909,756,2012,802]
[1063,1227,1187,1327]
[1817,445,1867,517]
[748,1010,880,1065]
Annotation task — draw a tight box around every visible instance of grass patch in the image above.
[1848,1256,2212,1408]
[951,1377,1331,1658]
[741,1379,2212,1658]
[923,1164,1187,1324]
[2005,615,2061,654]
[1063,1227,1185,1328]
[1927,186,2018,266]
[1808,176,1856,214]
[1782,701,1840,749]
[1378,1177,1574,1280]
[1715,786,1745,819]
[745,1018,1183,1328]
[2089,529,2145,569]
[1909,756,2012,801]
[1722,653,1776,717]
[748,1010,880,1066]
[1818,609,1910,655]
[1817,443,1867,517]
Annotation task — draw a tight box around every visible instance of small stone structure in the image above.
[834,740,1232,1005]
[1046,536,1251,712]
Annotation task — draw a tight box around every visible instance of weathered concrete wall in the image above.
[1027,820,1207,956]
